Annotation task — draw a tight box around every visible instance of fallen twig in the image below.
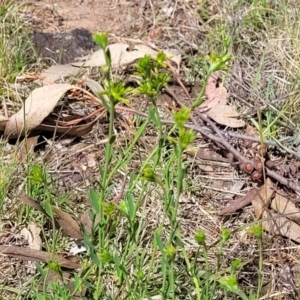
[219,188,258,215]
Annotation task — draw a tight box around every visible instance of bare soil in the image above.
[20,0,202,63]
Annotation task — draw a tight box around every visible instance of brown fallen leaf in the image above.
[18,195,82,239]
[223,181,245,200]
[252,178,300,242]
[52,207,83,240]
[39,270,85,299]
[251,178,275,217]
[18,195,49,216]
[271,193,300,225]
[72,42,181,68]
[197,164,214,174]
[200,72,228,112]
[83,77,109,103]
[243,124,260,148]
[20,224,42,251]
[4,84,73,138]
[206,104,246,128]
[260,211,300,243]
[80,209,99,234]
[0,115,8,131]
[0,245,80,269]
[193,147,229,162]
[39,64,80,85]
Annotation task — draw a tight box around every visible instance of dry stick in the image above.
[219,188,258,216]
[157,86,252,167]
[226,131,281,146]
[194,111,253,167]
[166,61,192,101]
[117,105,300,192]
[194,109,300,191]
[121,103,280,149]
[265,168,300,193]
[164,86,300,192]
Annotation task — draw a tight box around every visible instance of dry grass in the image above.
[1,0,300,299]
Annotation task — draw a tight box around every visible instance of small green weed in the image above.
[3,0,298,298]
[49,32,255,300]
[0,0,33,82]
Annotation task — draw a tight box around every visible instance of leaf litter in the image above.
[6,39,300,298]
[4,2,300,297]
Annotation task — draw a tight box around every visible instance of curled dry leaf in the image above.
[0,115,8,131]
[0,245,80,269]
[36,115,101,137]
[4,84,73,138]
[20,224,42,250]
[39,64,79,85]
[200,72,228,112]
[206,104,246,128]
[72,43,181,68]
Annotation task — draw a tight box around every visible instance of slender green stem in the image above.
[193,72,212,108]
[152,103,163,168]
[202,243,209,298]
[174,147,183,220]
[96,81,115,299]
[256,233,263,298]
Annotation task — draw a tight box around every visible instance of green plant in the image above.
[72,31,255,300]
[3,0,300,298]
[0,0,32,82]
